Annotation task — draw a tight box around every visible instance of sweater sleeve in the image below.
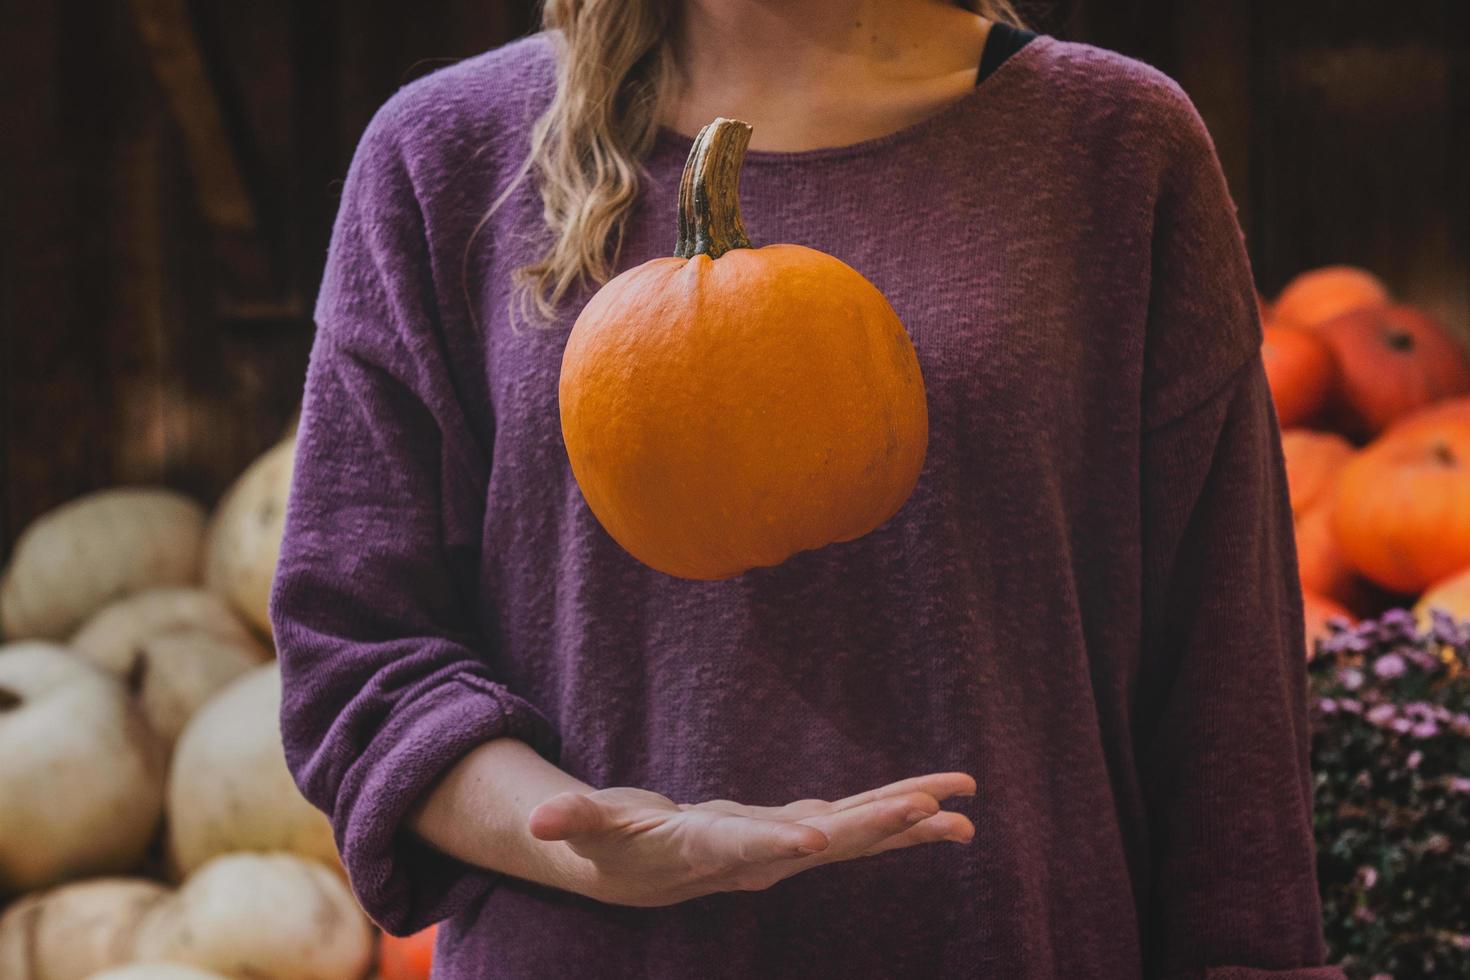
[1135,83,1341,980]
[268,97,562,936]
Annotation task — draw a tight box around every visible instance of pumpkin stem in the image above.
[674,117,753,260]
[1386,330,1415,352]
[0,686,19,712]
[126,651,149,696]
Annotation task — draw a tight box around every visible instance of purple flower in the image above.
[1366,703,1398,726]
[1452,714,1470,737]
[1404,701,1437,720]
[1379,609,1418,641]
[1449,777,1470,795]
[1318,698,1338,714]
[1404,648,1442,672]
[1390,718,1413,734]
[1355,865,1379,889]
[1339,668,1365,691]
[1373,653,1407,679]
[1406,750,1423,769]
[1339,699,1363,715]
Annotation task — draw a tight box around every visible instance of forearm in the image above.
[407,736,599,897]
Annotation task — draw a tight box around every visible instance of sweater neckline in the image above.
[651,32,1054,167]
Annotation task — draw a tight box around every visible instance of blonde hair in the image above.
[472,1,1029,328]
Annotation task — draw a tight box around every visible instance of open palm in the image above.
[528,772,976,907]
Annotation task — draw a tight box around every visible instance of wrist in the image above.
[542,838,605,901]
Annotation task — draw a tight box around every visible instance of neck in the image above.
[674,0,909,67]
[665,0,992,152]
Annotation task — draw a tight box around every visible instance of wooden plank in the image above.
[0,0,112,555]
[128,0,257,232]
[1252,0,1468,347]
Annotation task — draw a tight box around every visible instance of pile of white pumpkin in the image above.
[0,435,378,980]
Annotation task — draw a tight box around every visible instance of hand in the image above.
[527,771,976,907]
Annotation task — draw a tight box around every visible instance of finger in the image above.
[527,791,609,842]
[691,797,830,821]
[828,772,976,812]
[792,790,942,861]
[855,812,975,857]
[697,811,831,865]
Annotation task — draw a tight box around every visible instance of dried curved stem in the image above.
[674,117,753,259]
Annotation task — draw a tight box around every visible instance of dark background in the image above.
[2,0,1467,554]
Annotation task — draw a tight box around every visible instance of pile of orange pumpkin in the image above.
[1260,266,1470,655]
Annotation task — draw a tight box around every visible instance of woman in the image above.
[270,1,1344,977]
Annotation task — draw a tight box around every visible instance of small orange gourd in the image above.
[1315,304,1470,438]
[1280,428,1354,518]
[1261,324,1336,428]
[559,118,928,579]
[379,925,437,980]
[1332,416,1470,594]
[1272,265,1389,332]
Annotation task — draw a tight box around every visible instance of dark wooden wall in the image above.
[2,1,1467,558]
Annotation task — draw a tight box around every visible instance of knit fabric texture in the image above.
[269,29,1343,980]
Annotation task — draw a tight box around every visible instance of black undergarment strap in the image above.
[976,21,1039,87]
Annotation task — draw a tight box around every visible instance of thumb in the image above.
[528,791,609,842]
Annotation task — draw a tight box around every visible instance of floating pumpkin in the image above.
[1414,565,1470,632]
[1332,416,1470,594]
[1315,304,1470,438]
[559,118,928,579]
[380,925,438,980]
[1301,589,1353,659]
[1294,503,1369,611]
[1272,265,1389,332]
[1261,325,1336,428]
[1281,429,1354,518]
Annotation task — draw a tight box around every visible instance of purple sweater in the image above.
[270,30,1343,980]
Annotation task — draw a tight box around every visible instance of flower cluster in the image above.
[1309,607,1470,979]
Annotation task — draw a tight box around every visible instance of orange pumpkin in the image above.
[1272,265,1389,331]
[1261,325,1336,428]
[1295,503,1368,610]
[1414,564,1470,632]
[1302,589,1353,659]
[1281,429,1354,518]
[380,925,437,980]
[1332,416,1470,593]
[1381,393,1470,439]
[1315,304,1470,438]
[559,118,929,579]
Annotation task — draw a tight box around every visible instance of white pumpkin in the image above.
[133,852,372,980]
[167,663,338,877]
[90,965,228,980]
[0,488,206,640]
[0,644,166,894]
[203,437,294,638]
[71,587,267,666]
[109,628,270,745]
[0,876,170,980]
